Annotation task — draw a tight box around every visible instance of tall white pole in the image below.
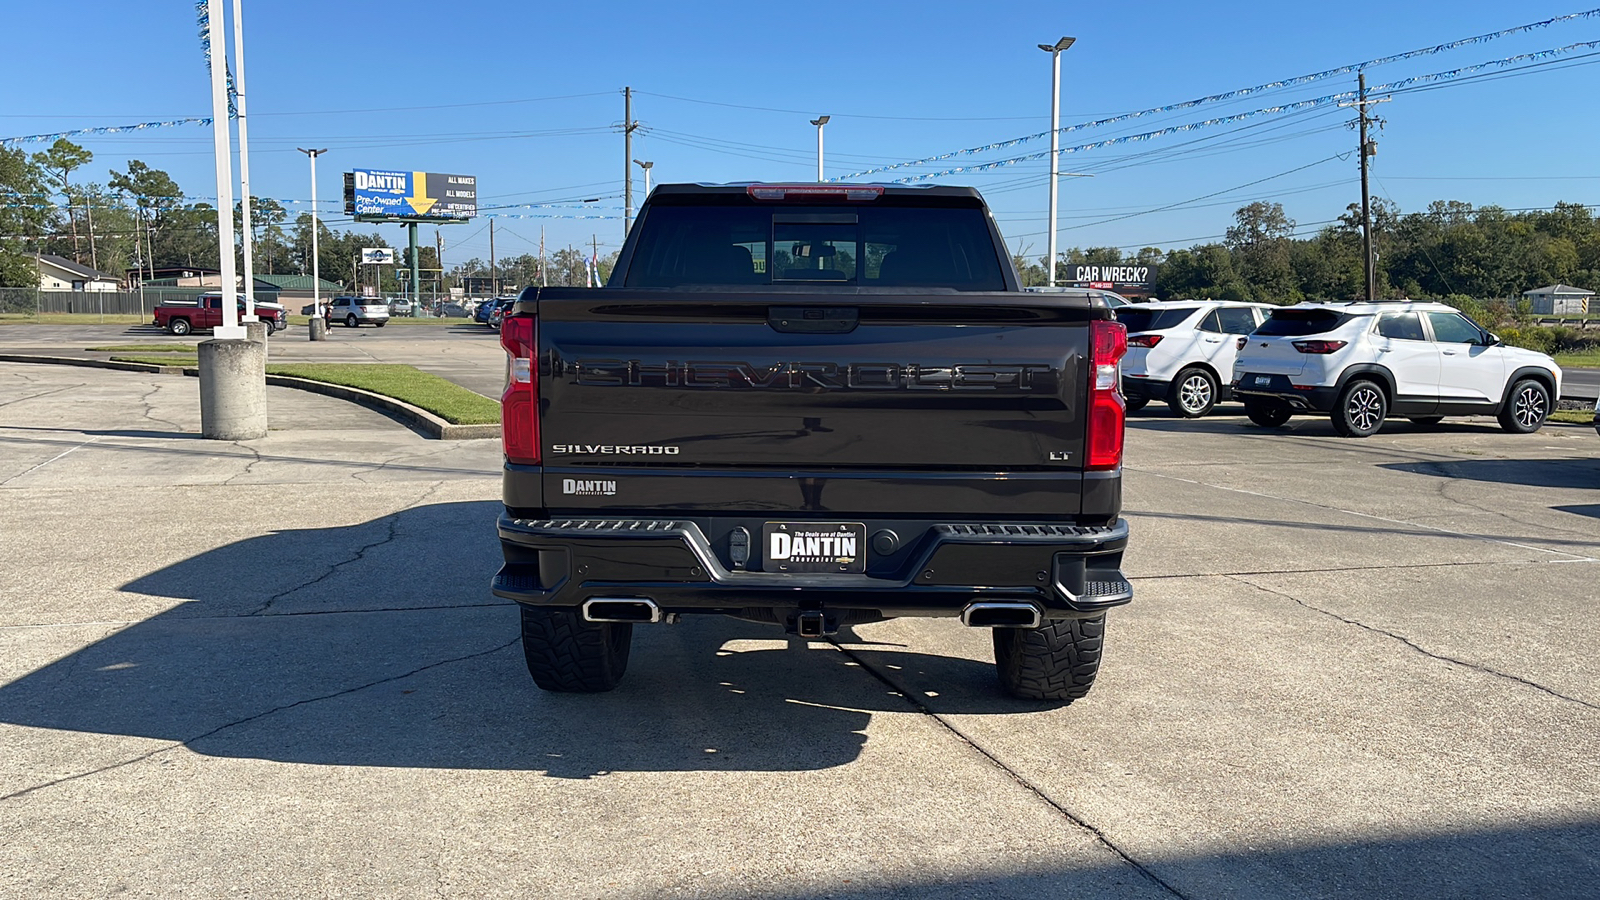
[810,116,830,182]
[1046,49,1062,287]
[206,0,241,337]
[233,0,255,316]
[309,151,321,317]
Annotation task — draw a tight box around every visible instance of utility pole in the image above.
[1039,36,1076,288]
[539,226,547,287]
[435,229,444,301]
[810,116,830,181]
[1342,73,1389,303]
[592,234,600,287]
[623,87,638,241]
[489,218,497,296]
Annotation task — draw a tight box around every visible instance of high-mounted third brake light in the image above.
[1293,340,1347,354]
[500,313,540,465]
[1088,319,1129,471]
[747,184,884,202]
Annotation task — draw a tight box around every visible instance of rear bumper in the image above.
[1122,375,1171,403]
[1232,373,1337,412]
[493,515,1132,620]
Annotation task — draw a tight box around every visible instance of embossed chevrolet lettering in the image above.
[570,359,1056,391]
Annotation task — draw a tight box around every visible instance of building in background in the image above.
[1523,284,1592,315]
[34,254,122,292]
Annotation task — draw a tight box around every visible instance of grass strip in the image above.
[264,363,500,425]
[1554,352,1600,368]
[106,358,501,425]
[2,313,148,325]
[89,344,197,353]
[1551,408,1596,426]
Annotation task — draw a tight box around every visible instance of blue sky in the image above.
[7,1,1600,270]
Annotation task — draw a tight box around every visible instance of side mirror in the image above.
[1487,332,1501,346]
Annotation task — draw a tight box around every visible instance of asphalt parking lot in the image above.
[1,360,1597,898]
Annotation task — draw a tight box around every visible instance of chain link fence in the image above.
[0,287,236,319]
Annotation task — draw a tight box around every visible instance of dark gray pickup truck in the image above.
[491,183,1132,700]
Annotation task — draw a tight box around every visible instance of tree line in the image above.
[0,139,613,294]
[1015,198,1600,309]
[9,139,1598,306]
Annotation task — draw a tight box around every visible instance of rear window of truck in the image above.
[1117,307,1198,333]
[623,205,1006,290]
[1256,309,1351,336]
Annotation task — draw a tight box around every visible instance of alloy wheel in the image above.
[1514,386,1547,429]
[1179,374,1213,414]
[1347,386,1383,432]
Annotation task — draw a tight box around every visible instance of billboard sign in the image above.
[346,170,477,221]
[360,247,396,265]
[1068,264,1157,288]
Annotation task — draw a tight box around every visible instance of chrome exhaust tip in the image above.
[581,597,662,624]
[960,602,1042,629]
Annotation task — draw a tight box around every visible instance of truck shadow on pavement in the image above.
[0,501,1046,780]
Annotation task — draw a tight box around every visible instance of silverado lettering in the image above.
[550,445,681,455]
[571,360,1057,391]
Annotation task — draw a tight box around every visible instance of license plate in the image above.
[762,522,866,574]
[1254,376,1271,386]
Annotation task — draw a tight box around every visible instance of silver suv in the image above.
[325,296,390,328]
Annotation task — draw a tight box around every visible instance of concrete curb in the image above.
[0,353,500,441]
[262,374,501,440]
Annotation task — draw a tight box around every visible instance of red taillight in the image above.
[1292,340,1347,354]
[1128,334,1162,348]
[1236,336,1248,350]
[1088,319,1128,471]
[746,184,884,202]
[500,314,539,465]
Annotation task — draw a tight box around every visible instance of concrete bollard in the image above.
[244,321,268,345]
[199,339,267,441]
[308,316,328,341]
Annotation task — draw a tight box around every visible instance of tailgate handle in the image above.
[768,306,859,334]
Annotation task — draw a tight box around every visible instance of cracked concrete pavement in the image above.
[1,360,1599,898]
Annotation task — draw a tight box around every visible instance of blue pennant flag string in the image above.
[882,39,1600,185]
[833,9,1600,182]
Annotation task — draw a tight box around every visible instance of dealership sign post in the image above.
[344,169,476,302]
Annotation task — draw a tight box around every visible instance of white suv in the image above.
[1119,300,1272,417]
[1232,301,1562,437]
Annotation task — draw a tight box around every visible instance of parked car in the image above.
[154,293,287,336]
[487,297,518,330]
[389,298,413,317]
[475,296,517,325]
[1232,300,1563,436]
[1119,300,1272,417]
[324,296,390,328]
[437,302,471,318]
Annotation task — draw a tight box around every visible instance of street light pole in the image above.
[633,159,654,198]
[1039,36,1075,287]
[297,148,327,319]
[810,116,830,182]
